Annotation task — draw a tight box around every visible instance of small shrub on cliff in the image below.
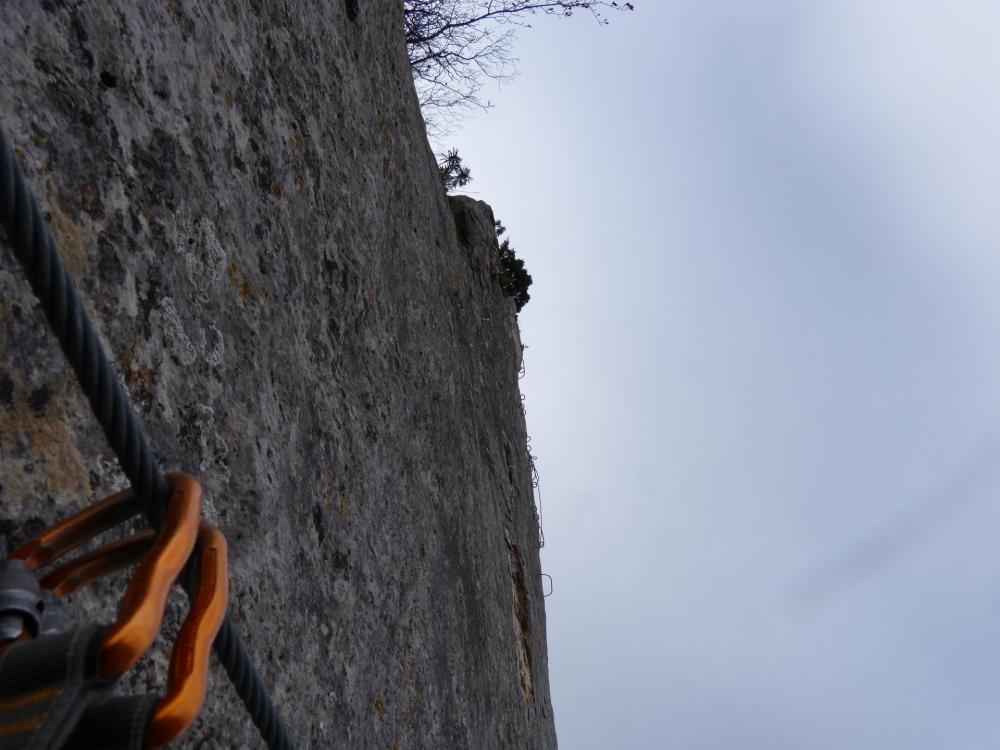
[495,221,532,312]
[438,149,472,191]
[437,153,533,311]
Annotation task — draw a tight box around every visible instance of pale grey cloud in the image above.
[444,2,1000,747]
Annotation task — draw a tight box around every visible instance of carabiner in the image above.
[5,473,229,747]
[11,473,201,678]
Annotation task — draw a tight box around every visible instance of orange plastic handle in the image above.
[13,475,198,676]
[99,474,201,678]
[39,522,229,748]
[8,473,228,747]
[39,531,157,597]
[146,525,229,749]
[10,487,141,570]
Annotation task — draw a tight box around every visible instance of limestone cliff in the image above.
[0,2,555,747]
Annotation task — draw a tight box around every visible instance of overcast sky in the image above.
[442,2,1000,747]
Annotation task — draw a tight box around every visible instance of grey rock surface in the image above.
[0,2,556,748]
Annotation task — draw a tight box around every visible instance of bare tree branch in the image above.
[404,0,634,129]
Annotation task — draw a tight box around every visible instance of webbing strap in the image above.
[0,627,157,750]
[63,695,158,750]
[0,626,105,749]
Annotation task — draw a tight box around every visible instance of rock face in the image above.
[0,3,556,748]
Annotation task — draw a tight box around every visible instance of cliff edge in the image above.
[0,2,555,747]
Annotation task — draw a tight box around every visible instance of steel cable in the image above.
[0,126,296,750]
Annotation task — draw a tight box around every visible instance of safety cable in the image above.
[0,126,296,750]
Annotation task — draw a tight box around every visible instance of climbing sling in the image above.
[0,124,297,749]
